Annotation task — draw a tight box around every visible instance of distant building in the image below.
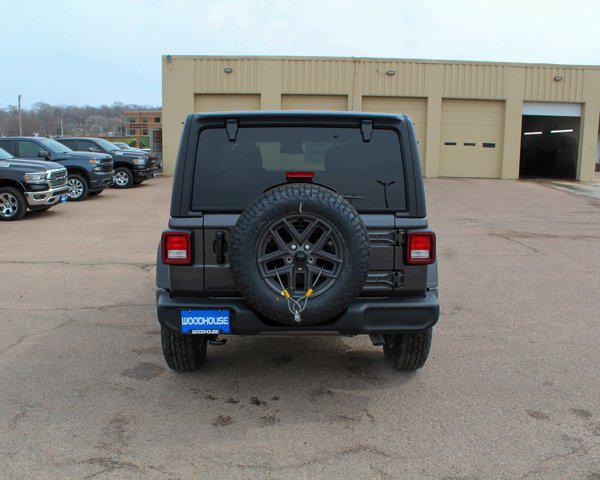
[123,110,162,148]
[163,55,600,180]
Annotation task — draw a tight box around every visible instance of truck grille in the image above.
[48,170,68,188]
[99,160,114,173]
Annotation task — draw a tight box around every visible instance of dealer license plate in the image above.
[180,309,231,334]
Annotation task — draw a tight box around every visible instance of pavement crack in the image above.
[8,404,37,430]
[219,444,390,471]
[521,441,600,478]
[0,260,156,270]
[488,232,541,254]
[0,303,153,314]
[0,319,76,357]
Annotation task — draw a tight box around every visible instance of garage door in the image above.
[440,99,504,178]
[281,95,348,111]
[362,96,427,165]
[194,94,261,112]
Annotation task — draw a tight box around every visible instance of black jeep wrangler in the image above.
[156,111,439,372]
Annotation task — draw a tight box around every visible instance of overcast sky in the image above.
[0,0,598,108]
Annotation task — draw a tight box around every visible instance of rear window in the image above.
[192,126,406,211]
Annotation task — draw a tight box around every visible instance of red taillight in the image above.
[286,171,314,180]
[406,232,436,265]
[162,231,192,265]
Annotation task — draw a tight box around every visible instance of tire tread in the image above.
[383,328,432,371]
[160,327,207,372]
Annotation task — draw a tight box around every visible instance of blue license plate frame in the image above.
[180,309,231,334]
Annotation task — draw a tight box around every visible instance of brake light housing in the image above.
[162,231,192,265]
[286,171,314,181]
[406,231,436,265]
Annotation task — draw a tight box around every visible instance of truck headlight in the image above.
[23,172,47,184]
[132,157,147,166]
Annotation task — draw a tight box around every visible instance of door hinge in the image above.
[393,271,404,287]
[394,230,405,245]
[213,231,228,264]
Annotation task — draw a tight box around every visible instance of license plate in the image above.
[60,195,68,203]
[181,309,231,334]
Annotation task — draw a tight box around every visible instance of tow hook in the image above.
[208,337,227,346]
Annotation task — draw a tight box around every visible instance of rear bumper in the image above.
[156,289,439,335]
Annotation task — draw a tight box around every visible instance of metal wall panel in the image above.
[524,67,584,102]
[443,63,505,99]
[361,96,427,164]
[440,99,505,178]
[281,94,348,110]
[361,62,426,97]
[193,58,260,93]
[194,94,261,112]
[281,59,351,94]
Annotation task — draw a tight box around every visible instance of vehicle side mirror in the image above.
[38,150,50,158]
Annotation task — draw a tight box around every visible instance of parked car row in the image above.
[0,137,161,221]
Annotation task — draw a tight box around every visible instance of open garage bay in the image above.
[1,178,599,479]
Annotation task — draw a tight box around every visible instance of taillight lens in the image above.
[286,171,314,180]
[162,231,192,265]
[406,232,436,265]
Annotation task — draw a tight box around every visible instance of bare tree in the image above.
[0,102,159,137]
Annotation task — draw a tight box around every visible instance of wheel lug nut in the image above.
[291,244,297,251]
[304,244,310,250]
[286,256,293,263]
[308,257,315,263]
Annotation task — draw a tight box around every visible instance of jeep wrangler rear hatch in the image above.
[167,112,429,299]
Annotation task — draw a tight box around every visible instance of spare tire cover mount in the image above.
[230,183,370,326]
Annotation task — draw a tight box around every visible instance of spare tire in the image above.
[230,183,370,325]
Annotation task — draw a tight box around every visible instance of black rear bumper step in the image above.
[156,289,439,335]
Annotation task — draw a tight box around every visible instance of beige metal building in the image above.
[162,55,600,181]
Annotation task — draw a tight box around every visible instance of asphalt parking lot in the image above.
[1,177,599,479]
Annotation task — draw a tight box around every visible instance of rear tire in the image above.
[383,328,432,371]
[160,327,208,372]
[0,187,26,221]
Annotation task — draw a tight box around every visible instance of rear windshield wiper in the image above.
[341,194,366,205]
[341,194,366,200]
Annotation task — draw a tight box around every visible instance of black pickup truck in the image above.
[0,137,113,201]
[113,141,164,172]
[0,146,68,220]
[156,111,439,372]
[56,137,159,188]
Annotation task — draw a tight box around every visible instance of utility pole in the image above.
[17,94,23,136]
[60,117,64,136]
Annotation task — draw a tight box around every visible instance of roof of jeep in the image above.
[188,110,408,121]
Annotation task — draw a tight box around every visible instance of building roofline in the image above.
[162,54,600,70]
